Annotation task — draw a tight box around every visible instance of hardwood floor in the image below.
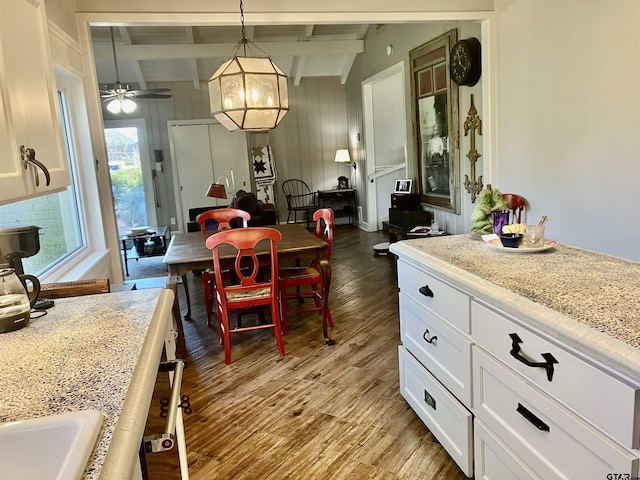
[143,226,466,479]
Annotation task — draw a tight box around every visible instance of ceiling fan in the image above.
[100,27,171,112]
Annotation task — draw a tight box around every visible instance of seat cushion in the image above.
[279,266,321,281]
[226,287,272,301]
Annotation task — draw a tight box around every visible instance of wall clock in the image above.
[450,38,482,86]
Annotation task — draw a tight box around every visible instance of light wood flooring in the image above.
[143,226,466,479]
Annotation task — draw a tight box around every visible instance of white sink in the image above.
[0,409,104,480]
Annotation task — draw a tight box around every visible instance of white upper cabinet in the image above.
[0,0,70,204]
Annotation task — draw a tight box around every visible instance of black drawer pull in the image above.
[418,285,434,297]
[509,333,558,381]
[517,403,550,432]
[422,328,438,345]
[424,389,436,410]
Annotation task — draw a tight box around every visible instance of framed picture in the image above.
[393,179,413,194]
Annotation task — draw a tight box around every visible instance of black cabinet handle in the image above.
[418,285,434,297]
[509,333,558,381]
[424,389,436,410]
[517,403,550,432]
[422,329,438,345]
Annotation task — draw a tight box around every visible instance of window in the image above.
[0,78,85,277]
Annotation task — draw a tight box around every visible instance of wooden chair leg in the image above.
[272,302,285,357]
[279,284,288,335]
[220,309,232,364]
[311,287,334,328]
[202,273,213,327]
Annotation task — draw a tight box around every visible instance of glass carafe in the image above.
[0,268,38,333]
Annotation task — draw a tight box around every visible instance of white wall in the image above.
[495,0,640,260]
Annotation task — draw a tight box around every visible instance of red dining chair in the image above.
[278,208,334,335]
[206,227,284,364]
[196,208,250,232]
[502,193,526,224]
[199,208,251,327]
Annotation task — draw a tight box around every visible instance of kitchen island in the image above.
[0,288,177,479]
[390,235,640,478]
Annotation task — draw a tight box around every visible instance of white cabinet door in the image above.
[172,124,216,231]
[171,121,250,232]
[0,0,69,203]
[208,123,251,193]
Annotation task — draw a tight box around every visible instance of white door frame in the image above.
[362,61,407,232]
[104,119,157,227]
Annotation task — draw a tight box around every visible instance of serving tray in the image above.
[486,238,558,253]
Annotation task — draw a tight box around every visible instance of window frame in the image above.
[34,70,107,282]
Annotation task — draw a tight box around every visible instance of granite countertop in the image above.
[390,234,640,383]
[0,288,173,479]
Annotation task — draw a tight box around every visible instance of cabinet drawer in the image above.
[471,301,640,448]
[475,419,541,480]
[398,346,473,477]
[397,260,470,333]
[473,347,638,479]
[400,292,473,407]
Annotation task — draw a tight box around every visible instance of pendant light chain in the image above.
[240,0,247,56]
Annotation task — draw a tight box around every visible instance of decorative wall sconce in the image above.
[463,94,483,203]
[335,148,356,169]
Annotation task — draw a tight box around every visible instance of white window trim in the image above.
[38,69,110,283]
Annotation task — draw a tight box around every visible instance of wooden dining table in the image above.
[163,224,333,355]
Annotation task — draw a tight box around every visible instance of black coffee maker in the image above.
[0,226,45,308]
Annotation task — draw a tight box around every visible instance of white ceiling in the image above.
[90,24,370,90]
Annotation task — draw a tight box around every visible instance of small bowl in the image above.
[499,233,523,248]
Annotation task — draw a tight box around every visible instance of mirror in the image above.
[410,29,460,213]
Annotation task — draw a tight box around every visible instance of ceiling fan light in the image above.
[106,98,122,114]
[121,98,137,113]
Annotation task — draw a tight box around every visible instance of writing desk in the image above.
[318,189,356,225]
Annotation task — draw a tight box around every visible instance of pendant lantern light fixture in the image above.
[208,0,289,131]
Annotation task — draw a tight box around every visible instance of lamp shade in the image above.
[208,56,289,132]
[335,149,351,163]
[205,183,227,199]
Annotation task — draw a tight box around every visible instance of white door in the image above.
[207,124,251,194]
[171,124,215,232]
[169,121,250,232]
[362,62,407,231]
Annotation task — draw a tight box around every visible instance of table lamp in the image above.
[205,170,236,199]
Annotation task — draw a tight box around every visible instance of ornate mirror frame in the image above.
[410,29,460,213]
